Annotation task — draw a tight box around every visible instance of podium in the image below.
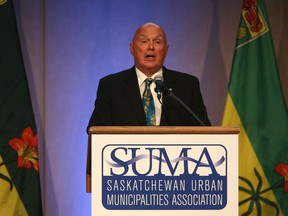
[87,126,239,216]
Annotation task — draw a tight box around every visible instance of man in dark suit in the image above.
[87,22,211,128]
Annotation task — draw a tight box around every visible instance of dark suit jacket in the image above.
[87,66,211,129]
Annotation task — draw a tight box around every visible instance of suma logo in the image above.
[103,144,227,177]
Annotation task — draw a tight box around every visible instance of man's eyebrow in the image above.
[138,34,148,38]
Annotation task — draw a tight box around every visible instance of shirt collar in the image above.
[135,67,163,87]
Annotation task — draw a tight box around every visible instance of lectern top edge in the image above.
[88,126,240,135]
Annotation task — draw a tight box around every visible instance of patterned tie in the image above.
[142,78,156,126]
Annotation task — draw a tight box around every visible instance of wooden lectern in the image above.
[87,126,239,216]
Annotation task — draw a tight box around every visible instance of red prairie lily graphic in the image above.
[275,163,288,193]
[8,126,39,172]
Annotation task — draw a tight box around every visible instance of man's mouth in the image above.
[145,54,156,59]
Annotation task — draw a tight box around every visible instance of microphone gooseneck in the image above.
[164,88,206,126]
[153,75,206,126]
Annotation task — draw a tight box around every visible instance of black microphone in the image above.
[154,75,164,101]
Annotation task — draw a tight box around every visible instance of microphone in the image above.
[154,75,164,101]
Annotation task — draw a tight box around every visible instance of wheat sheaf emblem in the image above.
[0,0,7,6]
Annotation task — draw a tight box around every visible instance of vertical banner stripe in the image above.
[222,0,288,215]
[0,0,43,215]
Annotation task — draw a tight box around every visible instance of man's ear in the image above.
[165,44,169,57]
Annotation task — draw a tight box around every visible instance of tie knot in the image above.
[144,78,153,87]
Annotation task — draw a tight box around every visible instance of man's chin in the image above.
[136,64,161,74]
[144,64,161,71]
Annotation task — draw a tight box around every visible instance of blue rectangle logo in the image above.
[102,144,227,210]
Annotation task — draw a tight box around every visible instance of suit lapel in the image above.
[162,67,176,91]
[160,67,174,125]
[122,67,147,125]
[162,67,178,106]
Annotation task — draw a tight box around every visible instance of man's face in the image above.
[130,24,169,75]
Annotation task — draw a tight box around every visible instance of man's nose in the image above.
[147,41,155,50]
